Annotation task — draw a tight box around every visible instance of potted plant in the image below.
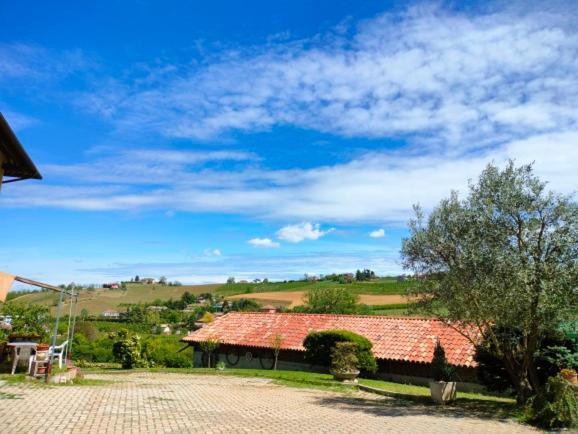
[559,368,577,385]
[430,340,457,404]
[330,342,360,383]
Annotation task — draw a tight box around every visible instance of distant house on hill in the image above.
[103,282,120,289]
[147,305,168,312]
[158,324,171,335]
[140,278,155,284]
[182,312,480,387]
[101,309,121,319]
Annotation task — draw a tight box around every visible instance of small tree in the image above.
[158,276,167,285]
[270,333,283,370]
[305,287,359,314]
[226,277,235,284]
[80,308,89,321]
[401,162,578,403]
[199,337,220,368]
[431,340,455,382]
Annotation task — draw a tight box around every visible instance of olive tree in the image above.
[401,162,578,403]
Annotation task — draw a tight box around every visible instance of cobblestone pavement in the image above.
[0,372,535,433]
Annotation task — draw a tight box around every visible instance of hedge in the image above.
[303,329,377,373]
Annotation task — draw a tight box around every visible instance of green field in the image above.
[7,278,414,315]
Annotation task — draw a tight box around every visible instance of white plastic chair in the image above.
[49,341,68,369]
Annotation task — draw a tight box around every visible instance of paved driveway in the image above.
[0,372,534,433]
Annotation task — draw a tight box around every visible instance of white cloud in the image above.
[248,238,280,248]
[276,222,334,243]
[369,228,385,238]
[203,248,222,257]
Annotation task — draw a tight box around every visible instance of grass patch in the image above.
[0,391,23,399]
[359,378,521,420]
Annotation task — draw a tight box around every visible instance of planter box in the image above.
[430,381,457,404]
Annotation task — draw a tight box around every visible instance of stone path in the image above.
[0,372,535,433]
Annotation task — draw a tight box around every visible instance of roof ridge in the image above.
[223,311,440,322]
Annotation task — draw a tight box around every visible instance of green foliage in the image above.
[355,269,375,282]
[199,337,220,368]
[330,342,359,372]
[475,327,578,393]
[401,162,578,402]
[431,341,455,382]
[525,374,577,429]
[303,330,377,373]
[110,329,146,369]
[230,298,261,312]
[1,303,51,342]
[304,287,359,314]
[75,321,98,342]
[141,337,192,368]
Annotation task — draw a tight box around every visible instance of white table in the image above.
[7,342,37,375]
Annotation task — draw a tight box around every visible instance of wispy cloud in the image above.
[81,5,578,149]
[3,130,578,222]
[0,43,92,83]
[248,238,280,248]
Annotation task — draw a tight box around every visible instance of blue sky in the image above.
[1,0,577,285]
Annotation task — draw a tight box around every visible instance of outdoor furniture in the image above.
[29,348,50,377]
[49,340,68,369]
[7,342,37,375]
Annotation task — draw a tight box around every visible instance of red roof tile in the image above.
[182,312,479,367]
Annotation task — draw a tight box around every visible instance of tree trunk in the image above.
[501,352,536,405]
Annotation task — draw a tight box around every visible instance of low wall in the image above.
[189,343,480,391]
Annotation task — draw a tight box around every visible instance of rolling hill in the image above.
[7,278,414,315]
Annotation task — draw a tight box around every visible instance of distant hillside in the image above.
[7,278,414,315]
[8,283,221,315]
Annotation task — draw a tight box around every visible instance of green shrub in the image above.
[1,303,50,342]
[141,336,193,368]
[303,330,377,374]
[111,330,146,369]
[525,374,577,429]
[431,340,456,382]
[331,342,358,372]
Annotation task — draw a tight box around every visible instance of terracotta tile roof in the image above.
[182,312,479,367]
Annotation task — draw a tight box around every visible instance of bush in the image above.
[525,374,577,429]
[331,342,358,372]
[142,336,193,368]
[303,330,377,374]
[431,340,455,381]
[111,330,146,369]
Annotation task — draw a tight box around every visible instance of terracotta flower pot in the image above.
[560,371,577,385]
[331,369,360,383]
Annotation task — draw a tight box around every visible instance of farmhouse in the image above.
[182,312,480,385]
[101,309,121,319]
